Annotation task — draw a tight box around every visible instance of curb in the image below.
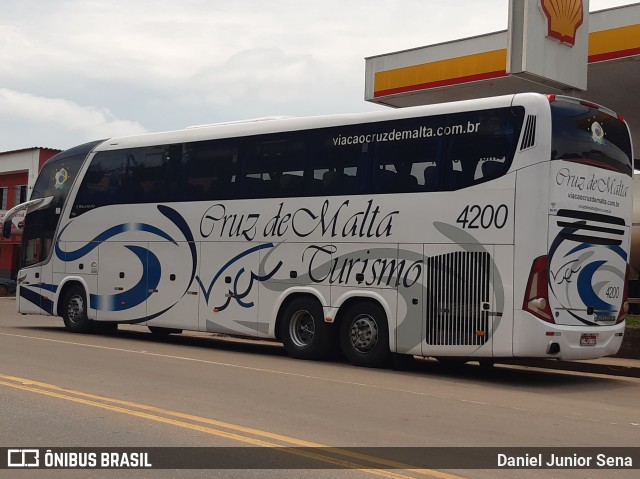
[506,359,640,379]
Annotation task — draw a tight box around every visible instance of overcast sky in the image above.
[0,0,634,152]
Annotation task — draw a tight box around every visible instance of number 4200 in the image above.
[456,204,508,229]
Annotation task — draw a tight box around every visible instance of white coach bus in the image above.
[2,93,633,367]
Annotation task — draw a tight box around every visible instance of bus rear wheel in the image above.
[339,302,390,368]
[62,285,93,333]
[280,297,332,360]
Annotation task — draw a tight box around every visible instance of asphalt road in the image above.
[1,296,639,479]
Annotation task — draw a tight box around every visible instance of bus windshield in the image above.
[21,140,102,266]
[550,100,632,176]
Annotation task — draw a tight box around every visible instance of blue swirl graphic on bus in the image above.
[91,245,161,311]
[55,223,176,261]
[576,260,614,313]
[196,243,283,311]
[157,205,198,296]
[55,220,177,313]
[548,220,627,324]
[54,206,197,321]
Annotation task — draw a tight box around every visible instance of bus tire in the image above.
[61,285,93,333]
[339,302,390,368]
[280,297,332,360]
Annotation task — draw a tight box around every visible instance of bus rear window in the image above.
[551,102,632,176]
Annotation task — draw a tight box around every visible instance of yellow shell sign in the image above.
[540,0,584,46]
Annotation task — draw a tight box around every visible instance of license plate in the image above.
[580,334,597,346]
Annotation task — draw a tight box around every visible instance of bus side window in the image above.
[373,165,417,193]
[127,145,183,204]
[371,148,431,194]
[321,169,348,194]
[423,162,438,190]
[279,173,304,197]
[446,109,521,188]
[472,136,510,182]
[77,167,110,202]
[474,154,507,181]
[446,135,512,189]
[311,128,365,197]
[72,150,128,214]
[129,148,165,203]
[240,137,305,199]
[182,144,208,200]
[182,141,239,201]
[443,137,473,190]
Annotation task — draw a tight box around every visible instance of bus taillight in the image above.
[617,264,630,324]
[579,100,600,110]
[523,255,554,323]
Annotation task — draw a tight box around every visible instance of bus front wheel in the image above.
[339,302,390,368]
[62,285,93,333]
[280,297,332,360]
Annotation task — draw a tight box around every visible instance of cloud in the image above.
[0,1,512,149]
[188,47,317,106]
[1,0,632,151]
[0,89,147,148]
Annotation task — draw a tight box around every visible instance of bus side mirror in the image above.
[2,221,11,239]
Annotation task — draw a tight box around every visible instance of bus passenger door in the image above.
[396,244,424,356]
[17,265,45,315]
[422,244,495,358]
[18,248,55,315]
[198,242,260,336]
[145,241,200,331]
[97,242,148,322]
[17,231,46,314]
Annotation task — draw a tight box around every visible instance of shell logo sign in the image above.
[540,0,584,46]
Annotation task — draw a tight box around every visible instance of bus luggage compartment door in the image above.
[97,242,148,322]
[198,241,260,336]
[145,241,200,331]
[422,245,495,358]
[396,244,424,356]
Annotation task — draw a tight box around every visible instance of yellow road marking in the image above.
[0,373,467,479]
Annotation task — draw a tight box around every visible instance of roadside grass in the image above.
[626,315,640,328]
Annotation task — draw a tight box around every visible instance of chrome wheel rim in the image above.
[289,310,315,348]
[67,294,85,324]
[349,314,378,353]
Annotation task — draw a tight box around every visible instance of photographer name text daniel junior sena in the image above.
[497,453,633,468]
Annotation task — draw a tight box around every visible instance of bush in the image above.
[626,315,640,329]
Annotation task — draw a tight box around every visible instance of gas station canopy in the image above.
[365,2,640,159]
